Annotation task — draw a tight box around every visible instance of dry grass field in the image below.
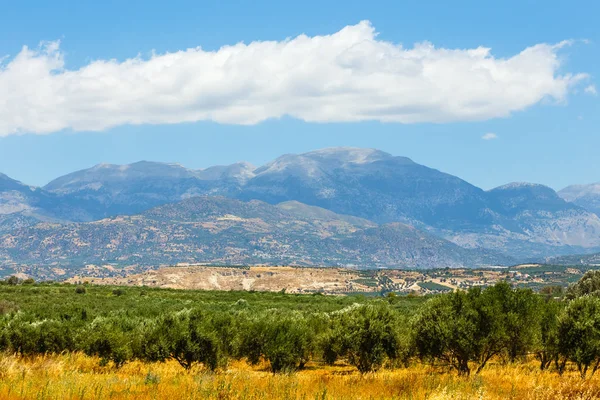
[0,354,599,400]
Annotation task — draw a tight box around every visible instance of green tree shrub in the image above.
[557,295,600,378]
[535,298,561,371]
[483,282,541,363]
[6,276,19,286]
[321,303,408,373]
[412,283,536,376]
[567,270,600,299]
[0,318,75,356]
[81,316,140,368]
[238,312,314,373]
[140,310,225,371]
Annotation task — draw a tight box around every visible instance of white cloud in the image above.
[585,85,597,95]
[0,21,591,136]
[482,133,498,140]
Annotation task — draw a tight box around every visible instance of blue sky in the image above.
[0,0,598,190]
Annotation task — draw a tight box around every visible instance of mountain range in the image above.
[2,147,600,278]
[0,196,513,279]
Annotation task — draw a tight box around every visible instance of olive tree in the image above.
[567,270,600,299]
[557,295,600,378]
[81,317,137,368]
[413,290,481,375]
[140,310,225,371]
[0,316,75,356]
[413,282,540,376]
[238,312,314,373]
[483,283,541,363]
[323,303,407,373]
[535,298,562,371]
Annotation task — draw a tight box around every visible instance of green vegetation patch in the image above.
[417,281,452,292]
[3,271,600,378]
[353,278,379,287]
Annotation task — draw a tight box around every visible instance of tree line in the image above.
[2,272,600,377]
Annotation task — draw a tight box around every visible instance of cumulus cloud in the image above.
[482,133,498,140]
[585,85,597,95]
[0,21,591,136]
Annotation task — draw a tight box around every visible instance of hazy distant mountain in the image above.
[489,182,574,214]
[443,182,600,257]
[42,160,260,220]
[196,162,256,183]
[559,183,600,216]
[0,173,95,224]
[0,173,29,192]
[238,150,600,257]
[44,161,225,218]
[549,251,600,266]
[2,147,600,263]
[488,183,600,249]
[338,223,509,268]
[0,173,45,215]
[0,197,512,278]
[277,201,376,227]
[44,148,494,230]
[240,148,492,229]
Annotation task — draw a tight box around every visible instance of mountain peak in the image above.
[88,160,189,171]
[46,160,197,191]
[130,160,185,167]
[489,182,563,202]
[0,173,12,182]
[197,162,257,182]
[0,173,31,191]
[302,147,394,164]
[491,182,554,192]
[560,183,600,201]
[559,183,600,215]
[253,147,406,178]
[0,172,18,182]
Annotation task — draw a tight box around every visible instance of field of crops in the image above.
[1,274,600,399]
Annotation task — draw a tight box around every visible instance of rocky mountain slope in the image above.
[40,148,493,228]
[43,161,226,219]
[549,252,600,266]
[442,183,600,258]
[0,173,55,216]
[0,197,511,278]
[0,173,98,224]
[2,147,600,266]
[237,148,493,229]
[559,183,600,216]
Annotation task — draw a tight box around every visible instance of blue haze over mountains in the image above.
[2,147,600,278]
